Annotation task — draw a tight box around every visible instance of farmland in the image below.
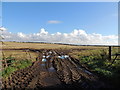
[0,42,120,89]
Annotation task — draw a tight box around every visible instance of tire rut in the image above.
[2,49,105,89]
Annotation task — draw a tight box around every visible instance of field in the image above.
[0,42,120,89]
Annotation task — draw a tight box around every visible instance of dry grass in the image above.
[0,42,108,60]
[1,42,106,50]
[2,50,38,62]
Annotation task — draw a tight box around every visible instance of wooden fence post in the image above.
[27,50,32,60]
[109,46,111,61]
[2,51,7,68]
[119,46,120,53]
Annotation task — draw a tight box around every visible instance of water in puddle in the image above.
[77,67,92,75]
[84,70,92,75]
[49,51,52,54]
[64,55,69,58]
[58,55,69,59]
[46,55,50,58]
[48,66,55,72]
[53,51,57,54]
[43,56,46,58]
[41,63,45,66]
[42,58,47,62]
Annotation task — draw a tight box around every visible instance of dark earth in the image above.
[2,49,107,89]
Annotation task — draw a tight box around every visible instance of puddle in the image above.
[46,55,50,58]
[58,56,61,58]
[77,67,85,71]
[42,58,47,62]
[64,55,69,58]
[84,70,92,75]
[36,51,39,53]
[43,56,46,58]
[53,51,57,55]
[48,66,55,72]
[77,67,92,75]
[50,58,53,61]
[41,64,45,66]
[58,55,69,59]
[49,51,52,54]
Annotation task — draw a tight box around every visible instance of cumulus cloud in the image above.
[47,20,62,24]
[1,28,118,45]
[0,27,7,31]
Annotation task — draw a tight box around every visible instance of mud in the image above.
[2,49,105,89]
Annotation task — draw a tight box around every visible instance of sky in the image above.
[2,0,119,2]
[0,2,118,45]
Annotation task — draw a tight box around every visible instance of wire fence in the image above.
[0,46,120,71]
[0,49,33,71]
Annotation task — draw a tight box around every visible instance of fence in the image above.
[1,46,120,70]
[108,46,120,67]
[0,49,33,71]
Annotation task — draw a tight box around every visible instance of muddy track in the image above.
[2,49,105,89]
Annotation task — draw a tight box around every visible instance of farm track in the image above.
[2,49,105,89]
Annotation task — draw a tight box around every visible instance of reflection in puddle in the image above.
[42,59,47,62]
[53,51,57,55]
[58,55,69,59]
[43,56,46,58]
[46,55,50,58]
[48,67,55,72]
[77,67,92,75]
[84,70,92,75]
[41,64,45,66]
[64,55,69,58]
[49,51,52,54]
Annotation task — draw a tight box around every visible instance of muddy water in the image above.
[38,50,102,88]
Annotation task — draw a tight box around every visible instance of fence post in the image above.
[109,46,111,61]
[118,46,120,53]
[2,51,7,68]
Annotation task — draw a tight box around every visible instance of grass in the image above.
[2,50,38,62]
[69,48,108,59]
[1,56,32,79]
[78,49,120,87]
[1,41,106,50]
[1,42,119,87]
[80,55,112,76]
[1,41,107,61]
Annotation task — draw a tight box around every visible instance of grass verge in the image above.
[1,56,32,79]
[79,50,120,88]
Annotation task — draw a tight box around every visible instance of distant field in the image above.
[1,41,108,49]
[0,41,109,60]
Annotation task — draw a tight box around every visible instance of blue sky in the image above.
[2,0,119,2]
[2,2,118,35]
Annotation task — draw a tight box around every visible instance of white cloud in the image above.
[47,20,62,24]
[1,28,118,45]
[0,27,7,31]
[39,28,48,35]
[17,32,26,38]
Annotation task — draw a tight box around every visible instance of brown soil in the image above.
[2,49,106,89]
